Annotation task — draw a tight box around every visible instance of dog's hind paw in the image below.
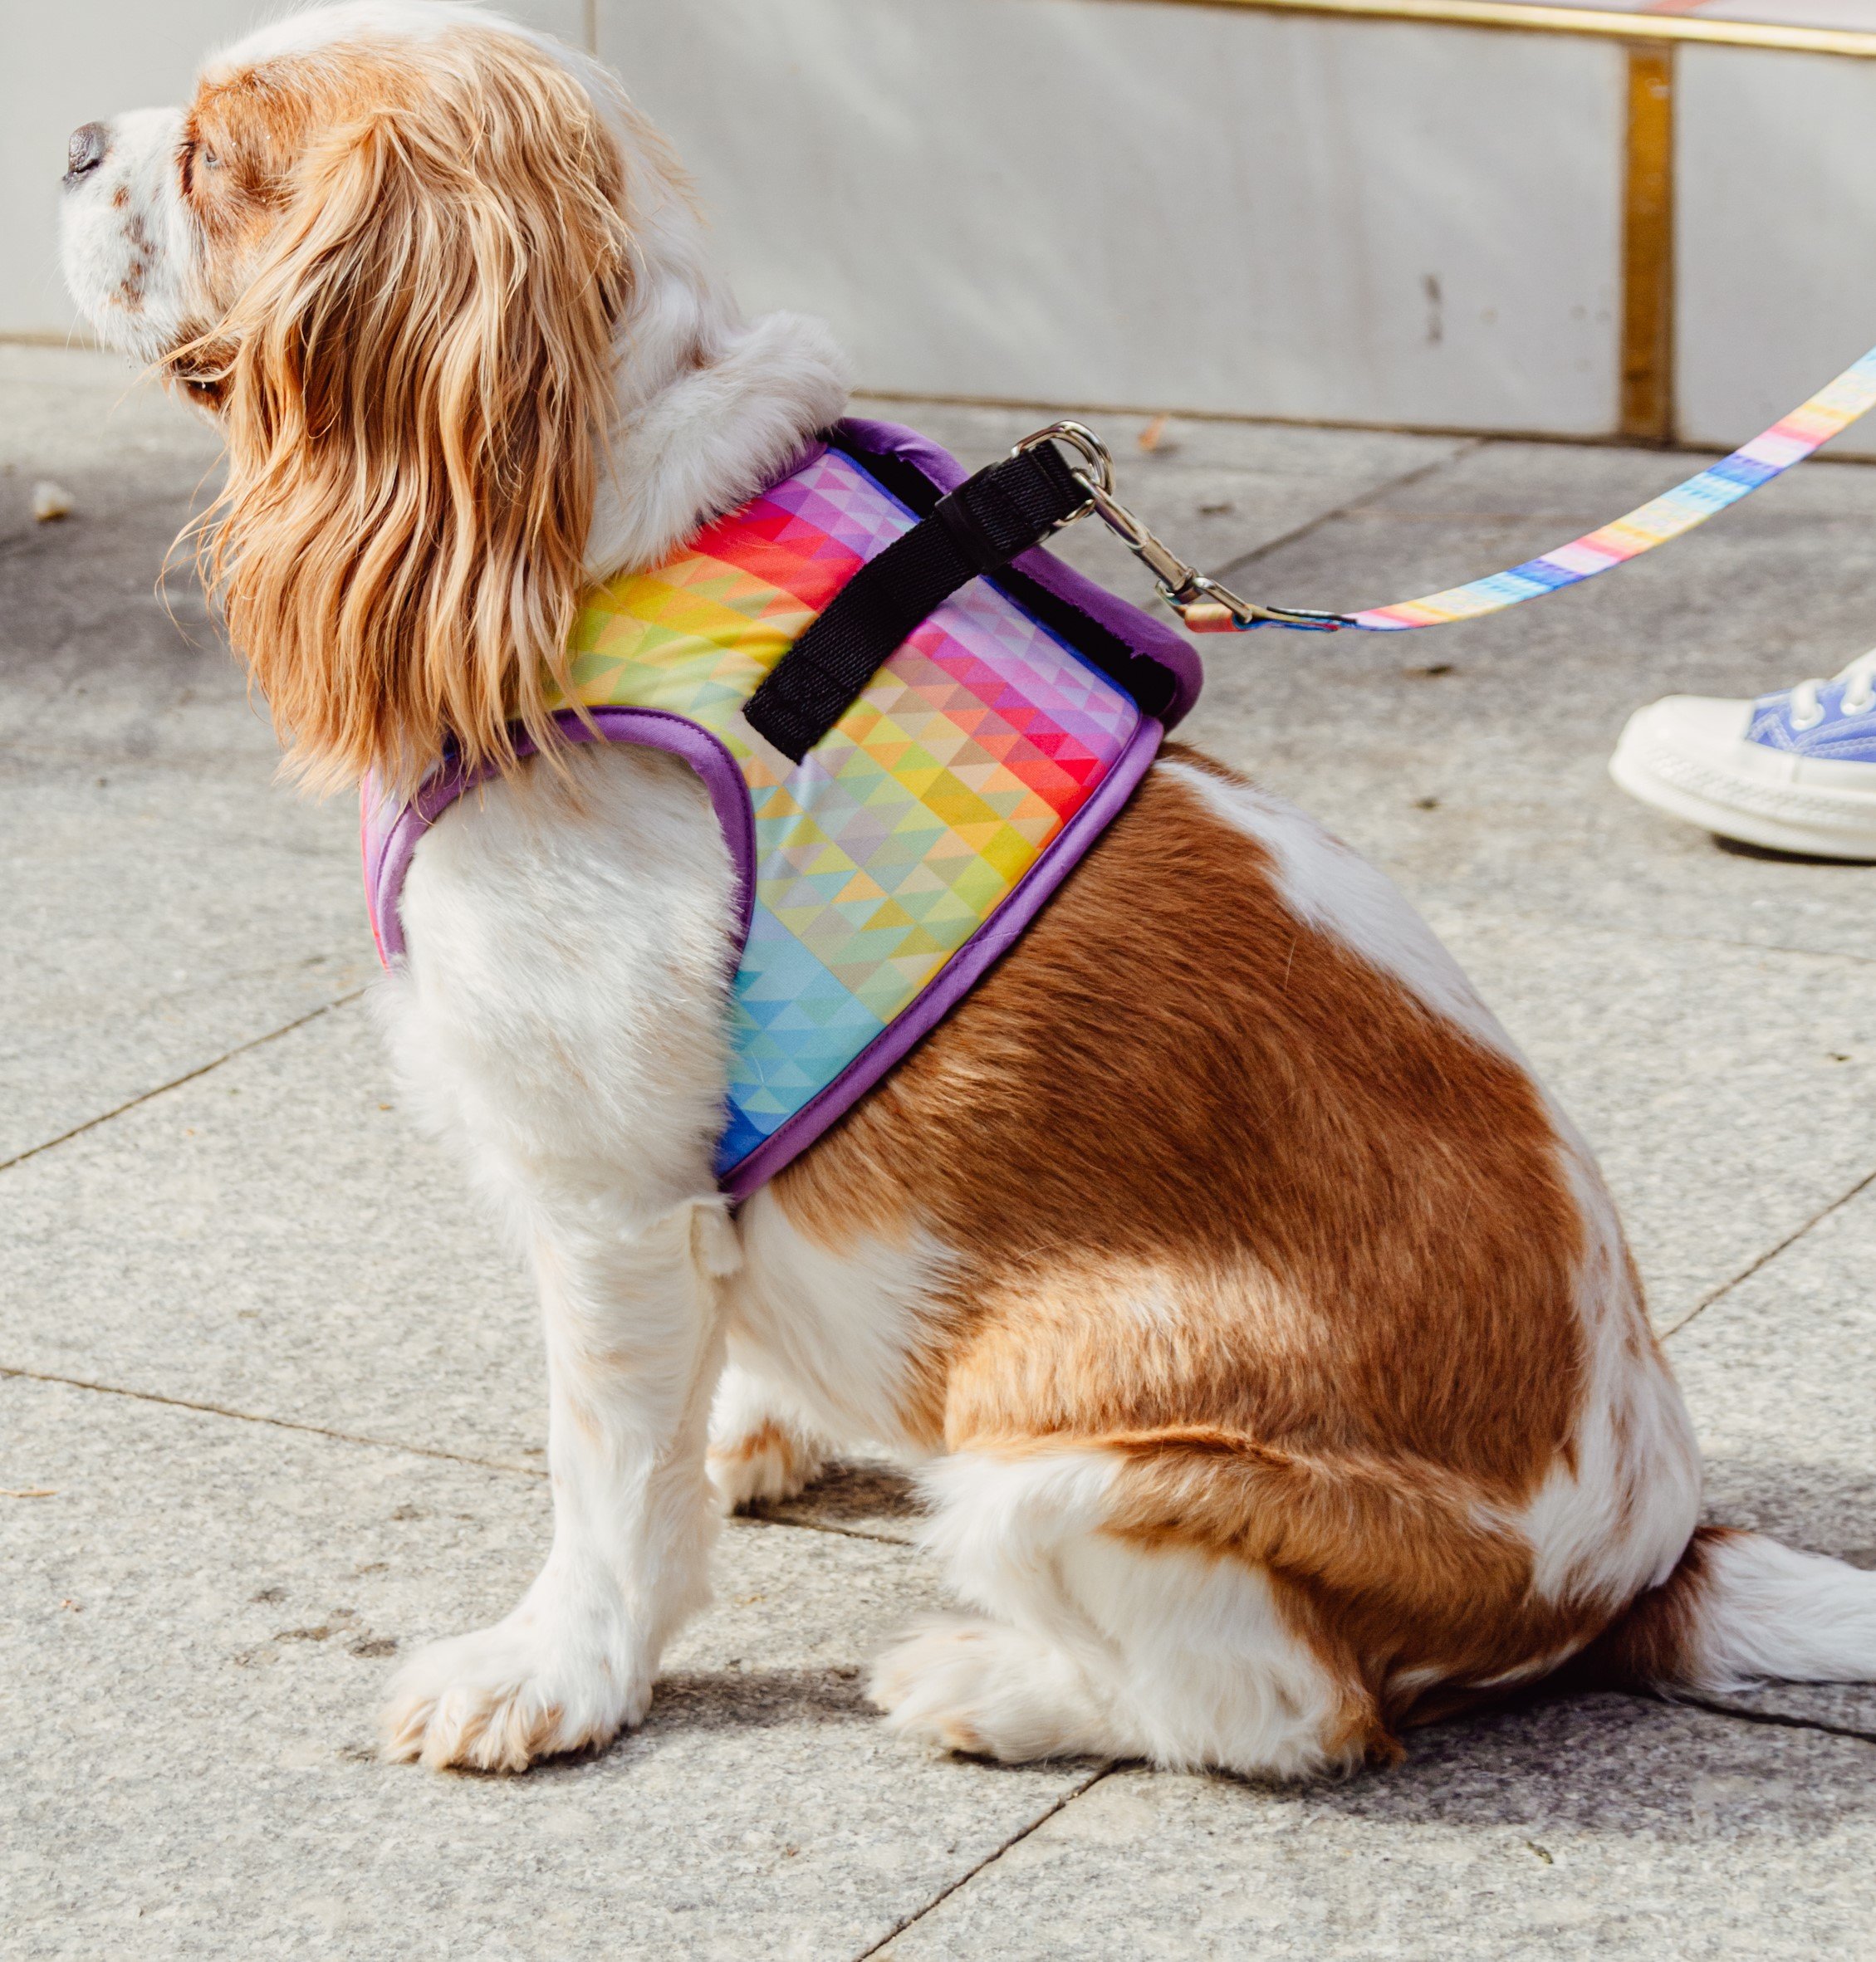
[869,1617,1115,1765]
[707,1416,827,1512]
[380,1617,649,1774]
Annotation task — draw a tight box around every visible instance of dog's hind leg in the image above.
[707,1352,833,1510]
[870,1446,1381,1779]
[704,1185,959,1509]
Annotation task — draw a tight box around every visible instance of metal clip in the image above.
[1010,423,1352,634]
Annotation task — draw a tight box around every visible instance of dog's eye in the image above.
[201,149,221,171]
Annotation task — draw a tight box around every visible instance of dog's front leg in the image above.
[381,1194,737,1772]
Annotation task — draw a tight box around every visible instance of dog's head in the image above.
[60,3,695,795]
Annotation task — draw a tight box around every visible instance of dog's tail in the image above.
[1570,1524,1876,1695]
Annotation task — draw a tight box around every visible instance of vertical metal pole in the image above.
[1619,46,1677,443]
[583,0,600,52]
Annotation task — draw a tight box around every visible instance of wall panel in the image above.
[1678,45,1876,459]
[5,0,1875,455]
[601,0,1625,432]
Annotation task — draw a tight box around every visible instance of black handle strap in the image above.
[744,441,1088,762]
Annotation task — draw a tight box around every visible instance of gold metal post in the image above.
[1619,46,1676,443]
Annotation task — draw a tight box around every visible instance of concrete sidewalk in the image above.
[5,343,1876,1960]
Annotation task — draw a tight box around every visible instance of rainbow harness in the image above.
[363,419,1198,1196]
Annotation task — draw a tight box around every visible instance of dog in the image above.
[61,0,1876,1777]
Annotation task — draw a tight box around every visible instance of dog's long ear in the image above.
[194,32,631,797]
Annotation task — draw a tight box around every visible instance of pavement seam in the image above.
[0,1363,547,1473]
[1629,1689,1876,1750]
[737,1506,915,1547]
[0,1363,914,1545]
[1660,1160,1876,1338]
[0,986,367,1173]
[849,1764,1115,1959]
[1211,438,1489,585]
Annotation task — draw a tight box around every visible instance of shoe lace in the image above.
[1788,646,1876,727]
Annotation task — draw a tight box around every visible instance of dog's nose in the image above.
[65,122,110,183]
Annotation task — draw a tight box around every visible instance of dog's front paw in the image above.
[380,1615,649,1773]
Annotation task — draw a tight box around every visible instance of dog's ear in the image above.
[191,32,631,797]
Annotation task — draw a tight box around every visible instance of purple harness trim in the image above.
[364,418,1201,1197]
[364,710,757,967]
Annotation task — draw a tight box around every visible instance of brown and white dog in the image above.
[61,0,1876,1776]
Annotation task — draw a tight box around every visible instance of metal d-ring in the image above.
[1011,421,1114,528]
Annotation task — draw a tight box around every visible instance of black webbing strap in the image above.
[745,441,1088,762]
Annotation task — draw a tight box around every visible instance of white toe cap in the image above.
[1620,692,1755,765]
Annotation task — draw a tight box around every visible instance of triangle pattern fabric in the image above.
[517,445,1141,1181]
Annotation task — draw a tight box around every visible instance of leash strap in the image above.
[1340,343,1876,632]
[1152,342,1876,634]
[745,439,1087,760]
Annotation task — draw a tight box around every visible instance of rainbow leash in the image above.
[1341,342,1876,634]
[1044,344,1876,637]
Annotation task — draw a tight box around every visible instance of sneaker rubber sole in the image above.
[1610,707,1876,861]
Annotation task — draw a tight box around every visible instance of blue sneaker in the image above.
[1610,648,1876,859]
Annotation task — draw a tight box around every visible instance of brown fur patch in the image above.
[776,751,1625,1744]
[180,52,422,281]
[713,1421,791,1466]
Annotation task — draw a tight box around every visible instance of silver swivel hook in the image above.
[1011,423,1351,634]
